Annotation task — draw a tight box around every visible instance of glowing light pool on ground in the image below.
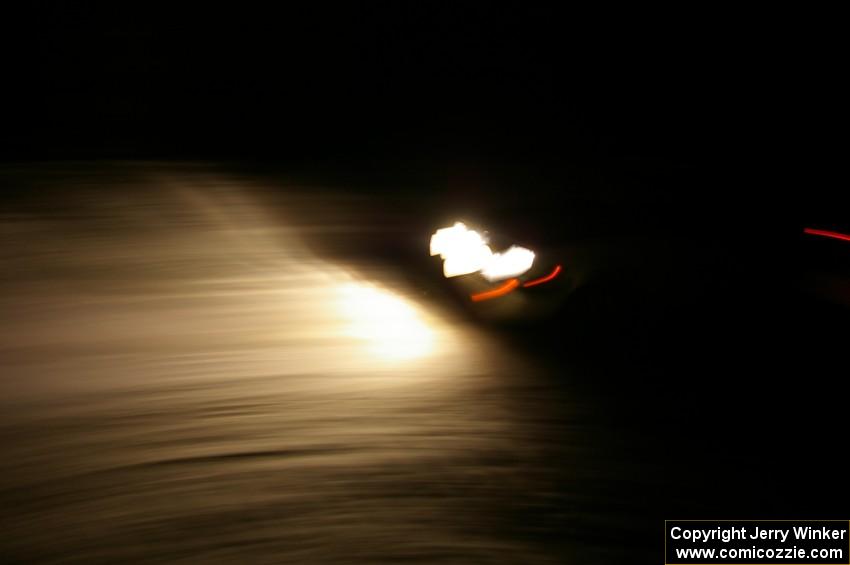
[336,282,436,361]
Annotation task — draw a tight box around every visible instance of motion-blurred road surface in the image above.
[1,164,653,563]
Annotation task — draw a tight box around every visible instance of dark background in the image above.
[5,4,843,204]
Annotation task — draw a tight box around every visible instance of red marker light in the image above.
[522,265,562,288]
[470,278,520,302]
[803,228,850,243]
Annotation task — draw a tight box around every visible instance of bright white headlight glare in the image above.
[429,222,492,277]
[479,245,536,282]
[429,222,535,281]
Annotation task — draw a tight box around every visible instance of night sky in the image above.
[3,5,845,222]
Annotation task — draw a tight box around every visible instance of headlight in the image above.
[429,222,535,281]
[479,245,535,282]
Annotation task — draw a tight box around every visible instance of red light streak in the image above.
[522,265,562,288]
[470,278,520,302]
[803,228,850,243]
